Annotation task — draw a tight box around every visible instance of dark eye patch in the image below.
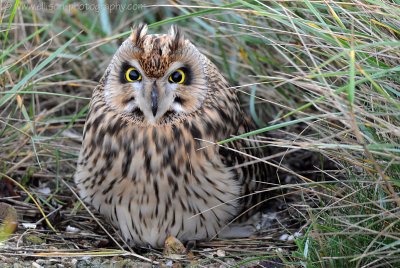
[120,62,133,84]
[179,66,192,85]
[174,96,184,105]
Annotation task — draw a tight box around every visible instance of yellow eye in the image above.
[169,69,185,84]
[125,67,142,82]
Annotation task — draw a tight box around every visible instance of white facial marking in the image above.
[172,102,185,113]
[123,102,136,113]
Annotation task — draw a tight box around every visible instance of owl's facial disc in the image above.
[104,24,208,125]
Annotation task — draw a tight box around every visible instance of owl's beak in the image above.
[151,84,158,117]
[142,80,170,123]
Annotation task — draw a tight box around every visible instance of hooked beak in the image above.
[151,83,158,117]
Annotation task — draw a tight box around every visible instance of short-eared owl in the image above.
[74,24,269,248]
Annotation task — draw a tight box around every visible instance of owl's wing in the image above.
[218,112,273,218]
[204,61,273,215]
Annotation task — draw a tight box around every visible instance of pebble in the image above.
[294,231,303,238]
[31,262,43,268]
[65,225,80,233]
[216,249,226,257]
[279,233,289,241]
[279,231,303,241]
[21,223,37,229]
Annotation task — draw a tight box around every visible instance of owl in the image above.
[74,24,270,248]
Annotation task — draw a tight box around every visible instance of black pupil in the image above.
[128,69,140,81]
[171,71,183,83]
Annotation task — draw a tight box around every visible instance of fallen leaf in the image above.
[0,202,18,241]
[163,235,186,259]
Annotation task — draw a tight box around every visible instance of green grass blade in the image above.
[283,66,400,118]
[348,49,356,107]
[0,26,48,62]
[0,34,76,107]
[97,0,112,35]
[3,0,20,48]
[99,2,242,41]
[0,91,90,100]
[218,113,341,144]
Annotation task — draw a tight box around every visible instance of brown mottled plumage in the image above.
[74,24,270,248]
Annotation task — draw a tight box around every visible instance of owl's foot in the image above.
[217,212,262,239]
[218,224,255,239]
[217,210,281,239]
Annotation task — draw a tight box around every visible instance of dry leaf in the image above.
[0,202,18,241]
[163,235,186,259]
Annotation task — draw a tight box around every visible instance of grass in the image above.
[1,0,399,267]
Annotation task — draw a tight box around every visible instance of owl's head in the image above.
[103,24,209,124]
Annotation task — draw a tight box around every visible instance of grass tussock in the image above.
[1,0,399,267]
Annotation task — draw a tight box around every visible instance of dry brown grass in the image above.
[1,1,399,267]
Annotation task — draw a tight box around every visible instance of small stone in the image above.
[279,234,289,241]
[294,231,303,238]
[31,262,43,268]
[216,249,226,257]
[65,225,80,233]
[37,187,51,195]
[35,259,46,265]
[21,223,37,229]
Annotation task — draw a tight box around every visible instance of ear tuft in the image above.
[131,24,148,47]
[168,25,185,52]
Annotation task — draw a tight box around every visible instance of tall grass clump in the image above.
[0,0,399,267]
[196,1,399,267]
